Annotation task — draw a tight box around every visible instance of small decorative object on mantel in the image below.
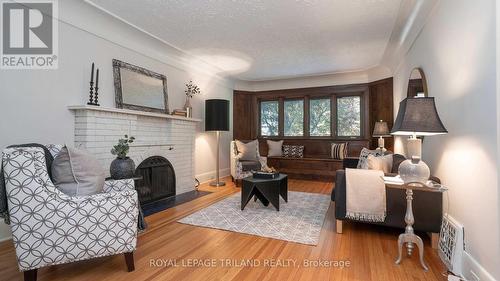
[87,62,100,106]
[94,68,100,105]
[110,135,136,179]
[172,109,187,117]
[184,80,200,118]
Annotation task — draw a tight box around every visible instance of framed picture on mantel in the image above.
[112,59,169,114]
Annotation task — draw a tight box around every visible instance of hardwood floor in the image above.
[0,178,447,281]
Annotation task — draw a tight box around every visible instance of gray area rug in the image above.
[178,191,331,245]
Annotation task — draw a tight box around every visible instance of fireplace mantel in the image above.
[68,105,202,122]
[68,104,198,195]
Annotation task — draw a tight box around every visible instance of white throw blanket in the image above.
[345,168,386,222]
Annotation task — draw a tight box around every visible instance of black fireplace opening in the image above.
[135,156,176,206]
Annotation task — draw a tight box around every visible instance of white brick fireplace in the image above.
[68,105,201,195]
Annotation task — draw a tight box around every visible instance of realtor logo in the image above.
[1,0,58,69]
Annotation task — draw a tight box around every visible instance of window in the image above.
[337,96,361,137]
[284,99,304,136]
[309,98,331,136]
[258,93,364,139]
[260,101,279,136]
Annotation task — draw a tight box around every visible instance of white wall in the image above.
[0,0,233,240]
[393,0,499,280]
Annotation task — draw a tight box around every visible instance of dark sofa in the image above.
[332,154,443,239]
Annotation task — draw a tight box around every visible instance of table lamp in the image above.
[205,99,230,187]
[372,120,390,151]
[391,97,447,184]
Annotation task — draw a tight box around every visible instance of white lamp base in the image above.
[209,181,226,187]
[407,136,422,158]
[400,135,429,184]
[398,156,430,184]
[377,137,387,152]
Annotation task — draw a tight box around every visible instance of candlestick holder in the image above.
[87,81,95,105]
[94,85,100,106]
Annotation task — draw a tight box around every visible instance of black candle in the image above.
[90,62,94,83]
[95,68,99,88]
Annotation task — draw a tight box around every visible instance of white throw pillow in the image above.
[235,140,259,161]
[367,154,393,173]
[357,148,384,169]
[267,140,283,157]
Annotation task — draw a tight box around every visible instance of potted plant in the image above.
[184,80,200,118]
[110,135,136,179]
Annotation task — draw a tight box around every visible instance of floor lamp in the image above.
[205,99,229,187]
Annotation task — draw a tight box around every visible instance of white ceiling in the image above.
[87,0,403,81]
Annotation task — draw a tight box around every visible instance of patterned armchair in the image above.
[2,146,138,281]
[230,141,267,185]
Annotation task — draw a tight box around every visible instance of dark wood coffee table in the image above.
[241,174,288,211]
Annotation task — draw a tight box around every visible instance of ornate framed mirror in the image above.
[407,67,428,97]
[113,59,169,114]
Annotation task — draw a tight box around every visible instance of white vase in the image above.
[184,96,192,118]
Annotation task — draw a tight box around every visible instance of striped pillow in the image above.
[331,142,348,160]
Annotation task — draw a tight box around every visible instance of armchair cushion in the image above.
[357,148,384,169]
[235,139,259,161]
[240,160,261,172]
[51,146,105,196]
[367,154,393,173]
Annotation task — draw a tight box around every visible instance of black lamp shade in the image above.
[391,97,448,136]
[205,99,229,131]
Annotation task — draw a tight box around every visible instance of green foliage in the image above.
[185,80,200,98]
[260,101,279,136]
[337,96,361,137]
[284,100,303,136]
[310,98,331,136]
[111,135,135,159]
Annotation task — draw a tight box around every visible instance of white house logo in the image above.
[1,0,58,69]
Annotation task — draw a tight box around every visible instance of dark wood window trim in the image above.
[257,86,369,141]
